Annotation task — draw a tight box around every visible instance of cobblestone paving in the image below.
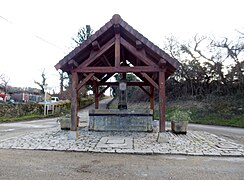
[0,126,243,157]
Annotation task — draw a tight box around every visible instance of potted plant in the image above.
[170,109,191,134]
[57,114,71,130]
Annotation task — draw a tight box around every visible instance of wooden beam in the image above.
[141,72,159,89]
[114,24,120,34]
[158,70,166,132]
[139,86,150,96]
[75,38,115,71]
[76,66,160,73]
[92,41,100,51]
[158,58,166,68]
[77,73,94,92]
[115,34,120,67]
[98,85,110,97]
[121,37,157,66]
[68,59,79,67]
[100,73,114,83]
[71,72,78,131]
[97,81,150,86]
[136,40,143,49]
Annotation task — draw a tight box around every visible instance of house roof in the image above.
[55,14,180,82]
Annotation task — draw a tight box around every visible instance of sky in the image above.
[0,0,243,93]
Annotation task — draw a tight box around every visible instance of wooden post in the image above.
[94,82,99,109]
[158,70,166,132]
[150,86,154,118]
[76,93,79,128]
[115,33,120,68]
[71,72,78,131]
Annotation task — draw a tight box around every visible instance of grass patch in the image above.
[151,95,244,128]
[190,114,244,127]
[0,114,52,122]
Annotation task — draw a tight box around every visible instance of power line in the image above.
[0,15,65,52]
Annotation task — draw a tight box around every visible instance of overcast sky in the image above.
[0,0,243,92]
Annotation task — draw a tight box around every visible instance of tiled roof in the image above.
[55,14,180,71]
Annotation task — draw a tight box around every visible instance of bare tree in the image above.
[34,70,47,94]
[72,25,94,46]
[211,36,244,93]
[0,74,10,93]
[58,70,69,94]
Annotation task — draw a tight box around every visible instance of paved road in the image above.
[0,149,243,180]
[188,123,244,145]
[0,98,112,141]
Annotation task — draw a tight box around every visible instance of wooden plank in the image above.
[77,73,94,92]
[158,70,166,132]
[71,72,78,131]
[141,73,159,89]
[75,38,115,71]
[76,66,160,73]
[115,34,120,67]
[121,38,158,67]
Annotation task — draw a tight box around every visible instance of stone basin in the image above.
[88,109,153,132]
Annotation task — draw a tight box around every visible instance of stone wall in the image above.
[0,103,43,118]
[89,109,153,132]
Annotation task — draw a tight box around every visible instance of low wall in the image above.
[89,109,153,132]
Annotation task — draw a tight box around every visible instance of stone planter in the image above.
[58,117,70,130]
[171,120,188,134]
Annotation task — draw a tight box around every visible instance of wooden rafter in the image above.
[97,81,150,86]
[77,73,94,91]
[75,37,115,71]
[100,73,114,82]
[98,85,110,97]
[121,37,158,67]
[141,72,159,89]
[76,66,160,73]
[68,59,79,67]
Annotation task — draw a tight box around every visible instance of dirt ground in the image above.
[0,149,243,180]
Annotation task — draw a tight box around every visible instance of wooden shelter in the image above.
[55,14,180,132]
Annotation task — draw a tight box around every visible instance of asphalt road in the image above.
[0,98,112,141]
[0,149,243,180]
